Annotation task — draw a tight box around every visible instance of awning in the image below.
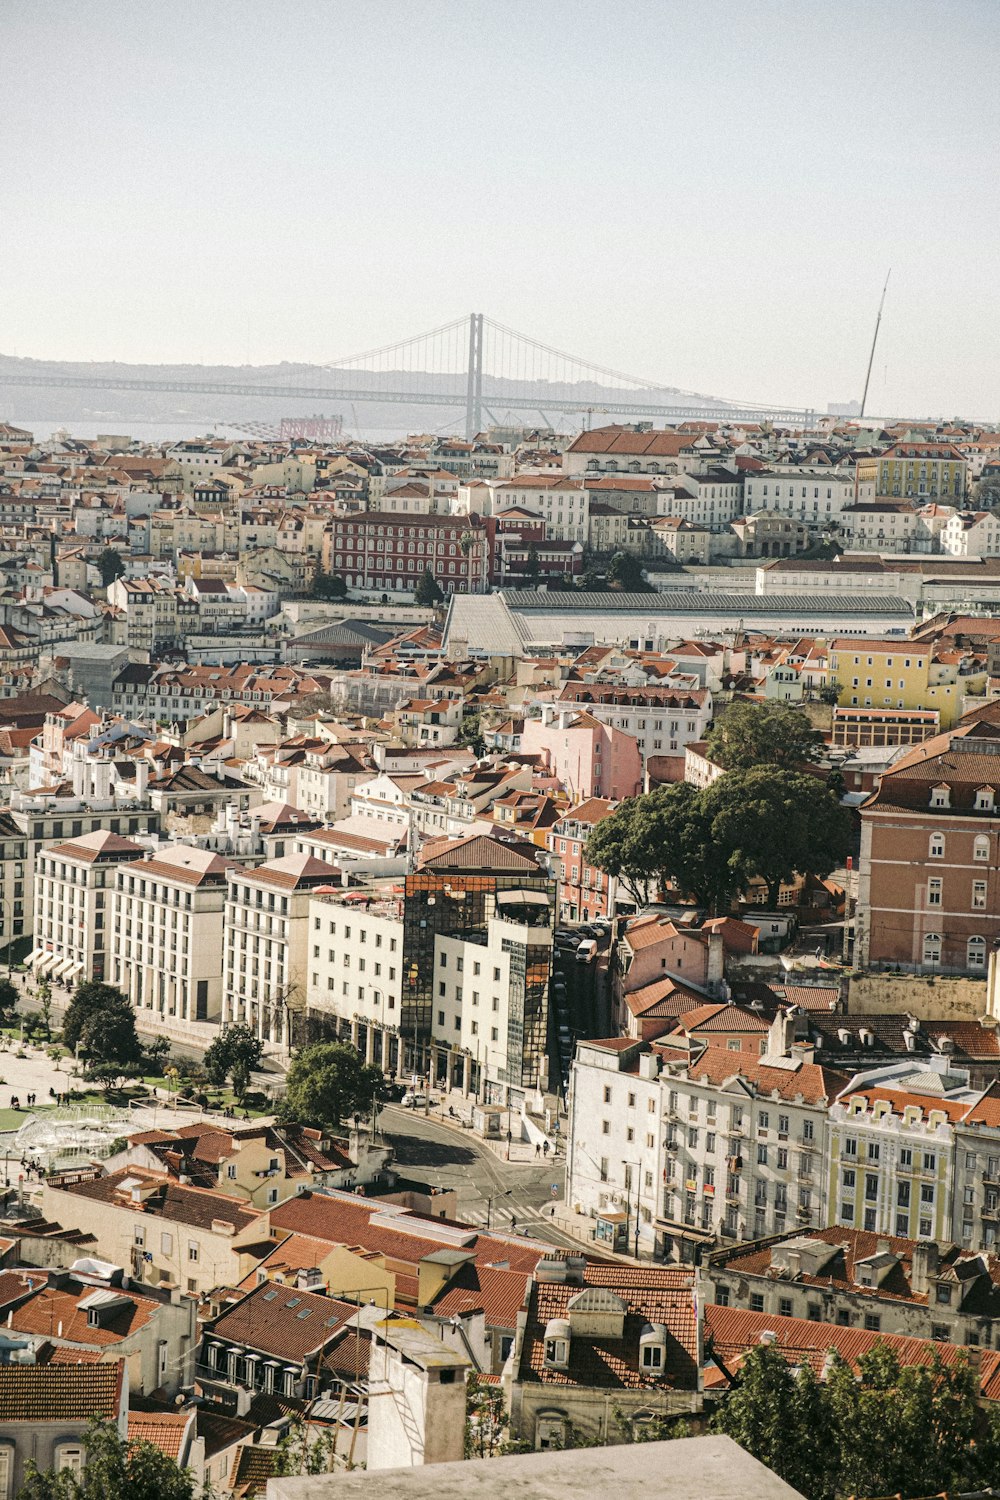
[34,953,58,975]
[23,948,41,967]
[654,1216,716,1244]
[52,958,74,979]
[65,961,84,979]
[497,889,550,907]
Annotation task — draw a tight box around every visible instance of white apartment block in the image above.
[941,511,1000,558]
[553,687,713,761]
[222,854,340,1050]
[492,477,589,542]
[567,1031,838,1262]
[306,895,405,1073]
[111,845,235,1045]
[743,466,871,527]
[31,830,145,986]
[652,474,744,529]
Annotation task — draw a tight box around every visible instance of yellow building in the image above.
[828,638,985,730]
[877,442,967,502]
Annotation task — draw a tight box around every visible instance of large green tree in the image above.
[62,982,131,1053]
[311,568,348,601]
[19,1420,197,1500]
[705,700,820,772]
[700,766,851,908]
[81,1005,144,1090]
[279,1041,386,1134]
[203,1023,264,1100]
[712,1340,1000,1500]
[607,551,649,592]
[585,783,737,912]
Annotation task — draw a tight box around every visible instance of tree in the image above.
[525,543,541,586]
[97,548,126,588]
[37,978,53,1040]
[712,1339,1000,1500]
[585,783,739,913]
[275,1415,339,1476]
[279,1041,386,1134]
[0,975,17,1022]
[311,568,348,601]
[62,982,131,1053]
[458,708,485,756]
[81,1006,144,1091]
[607,551,650,592]
[19,1418,197,1500]
[700,766,852,909]
[203,1023,264,1100]
[710,1342,837,1500]
[705,700,821,772]
[414,568,443,606]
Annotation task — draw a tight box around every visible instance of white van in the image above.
[575,938,598,963]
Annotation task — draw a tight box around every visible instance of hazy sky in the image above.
[3,0,999,418]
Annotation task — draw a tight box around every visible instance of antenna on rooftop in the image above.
[859,269,891,420]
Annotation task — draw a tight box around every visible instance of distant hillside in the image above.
[0,351,705,434]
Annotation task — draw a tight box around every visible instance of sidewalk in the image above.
[393,1083,566,1168]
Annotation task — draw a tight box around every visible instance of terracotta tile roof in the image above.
[208,1282,363,1363]
[430,1263,530,1327]
[128,1409,194,1461]
[229,1442,278,1498]
[686,1047,850,1104]
[47,831,144,864]
[520,1264,698,1391]
[59,1167,261,1235]
[0,1359,124,1420]
[706,1304,1000,1398]
[10,1284,157,1346]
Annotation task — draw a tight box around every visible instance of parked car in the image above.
[401,1091,428,1108]
[576,938,598,963]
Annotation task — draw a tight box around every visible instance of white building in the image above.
[567,1024,842,1262]
[490,477,589,542]
[553,686,713,762]
[32,830,145,986]
[111,845,236,1045]
[222,853,341,1051]
[743,465,871,528]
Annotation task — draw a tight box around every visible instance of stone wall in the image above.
[847,971,988,1019]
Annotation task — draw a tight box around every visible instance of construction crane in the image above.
[860,269,891,420]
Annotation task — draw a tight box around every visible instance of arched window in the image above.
[929,833,945,859]
[968,936,987,970]
[923,933,942,966]
[55,1444,85,1479]
[975,835,990,862]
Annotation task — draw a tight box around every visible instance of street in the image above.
[378,1104,580,1250]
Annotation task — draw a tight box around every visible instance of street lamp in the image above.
[623,1160,641,1259]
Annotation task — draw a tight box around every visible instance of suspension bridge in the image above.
[0,313,817,438]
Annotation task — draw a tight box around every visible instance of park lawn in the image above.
[0,1105,54,1131]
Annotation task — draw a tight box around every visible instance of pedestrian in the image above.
[542,1140,549,1156]
[535,1142,540,1157]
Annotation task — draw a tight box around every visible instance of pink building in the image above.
[520,704,642,802]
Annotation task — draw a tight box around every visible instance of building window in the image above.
[928,878,942,906]
[968,936,987,970]
[973,881,987,910]
[929,834,944,859]
[923,933,942,966]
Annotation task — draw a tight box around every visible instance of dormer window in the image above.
[931,785,951,808]
[544,1337,569,1367]
[976,788,995,812]
[641,1343,663,1371]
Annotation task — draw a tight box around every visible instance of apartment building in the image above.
[743,465,870,527]
[856,716,1000,974]
[547,798,618,923]
[520,705,642,800]
[323,512,489,594]
[111,845,236,1045]
[567,1029,847,1261]
[554,683,712,762]
[828,637,983,729]
[877,442,967,502]
[32,829,145,984]
[222,854,341,1050]
[490,476,589,542]
[563,426,711,478]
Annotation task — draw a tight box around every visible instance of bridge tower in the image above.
[464,311,484,440]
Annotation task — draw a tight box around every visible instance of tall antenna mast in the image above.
[859,269,891,419]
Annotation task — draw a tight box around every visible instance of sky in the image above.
[2,0,999,419]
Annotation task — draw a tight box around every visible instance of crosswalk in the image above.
[457,1200,557,1233]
